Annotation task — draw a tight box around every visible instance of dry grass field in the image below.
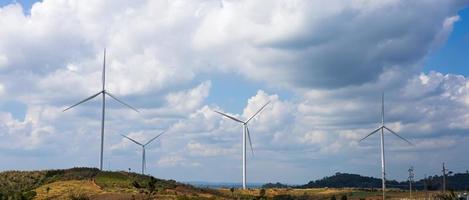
[217,187,444,200]
[34,180,104,200]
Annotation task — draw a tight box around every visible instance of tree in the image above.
[147,177,157,194]
[331,195,337,200]
[230,187,235,198]
[341,195,347,200]
[260,188,266,198]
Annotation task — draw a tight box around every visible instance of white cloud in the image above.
[0,83,4,97]
[0,106,56,151]
[157,155,200,167]
[0,0,469,183]
[192,0,467,89]
[186,141,234,157]
[303,131,328,145]
[166,81,211,114]
[0,54,8,69]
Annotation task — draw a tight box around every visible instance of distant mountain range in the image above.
[262,172,469,191]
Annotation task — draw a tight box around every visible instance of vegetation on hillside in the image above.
[0,167,223,200]
[262,182,291,189]
[2,168,469,199]
[298,172,469,191]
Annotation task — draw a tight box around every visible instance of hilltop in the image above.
[297,172,469,191]
[0,167,224,200]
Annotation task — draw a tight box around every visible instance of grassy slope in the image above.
[0,168,448,200]
[0,168,224,200]
[35,180,103,200]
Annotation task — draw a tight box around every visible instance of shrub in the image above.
[273,194,295,200]
[259,188,266,197]
[69,192,90,200]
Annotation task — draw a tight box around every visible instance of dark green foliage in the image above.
[330,195,336,200]
[273,194,295,200]
[262,182,290,188]
[299,172,469,191]
[0,167,182,199]
[147,177,157,194]
[0,191,36,200]
[132,180,142,188]
[299,172,388,188]
[340,195,347,200]
[0,167,104,199]
[259,188,266,198]
[44,167,99,181]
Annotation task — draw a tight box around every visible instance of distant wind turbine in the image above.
[214,101,270,189]
[359,93,413,200]
[63,49,140,170]
[121,131,166,175]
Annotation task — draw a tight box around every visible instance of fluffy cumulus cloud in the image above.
[193,0,467,89]
[0,0,469,184]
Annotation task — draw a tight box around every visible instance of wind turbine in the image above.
[63,49,140,170]
[213,101,270,189]
[121,131,166,175]
[359,93,413,200]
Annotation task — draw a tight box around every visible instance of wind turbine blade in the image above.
[246,126,254,156]
[63,91,102,112]
[102,48,106,91]
[144,130,166,146]
[213,110,244,123]
[359,126,383,142]
[121,134,143,146]
[383,126,413,145]
[381,93,384,124]
[246,101,270,123]
[105,91,140,113]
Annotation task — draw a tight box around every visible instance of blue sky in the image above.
[425,7,469,76]
[0,0,469,185]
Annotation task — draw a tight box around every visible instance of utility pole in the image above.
[442,162,448,193]
[408,166,414,200]
[424,174,428,200]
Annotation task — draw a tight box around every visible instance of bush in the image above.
[69,192,90,200]
[259,188,266,197]
[273,194,295,200]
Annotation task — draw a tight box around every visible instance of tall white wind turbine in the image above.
[63,49,140,170]
[121,131,166,175]
[214,101,270,189]
[359,93,413,200]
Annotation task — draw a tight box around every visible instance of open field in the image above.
[217,188,446,200]
[0,168,465,199]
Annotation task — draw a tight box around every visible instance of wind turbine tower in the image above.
[359,93,413,200]
[63,49,140,170]
[121,131,167,175]
[214,101,270,189]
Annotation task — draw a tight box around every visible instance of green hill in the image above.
[0,167,223,200]
[298,172,469,191]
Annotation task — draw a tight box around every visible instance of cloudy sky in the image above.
[0,0,469,185]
